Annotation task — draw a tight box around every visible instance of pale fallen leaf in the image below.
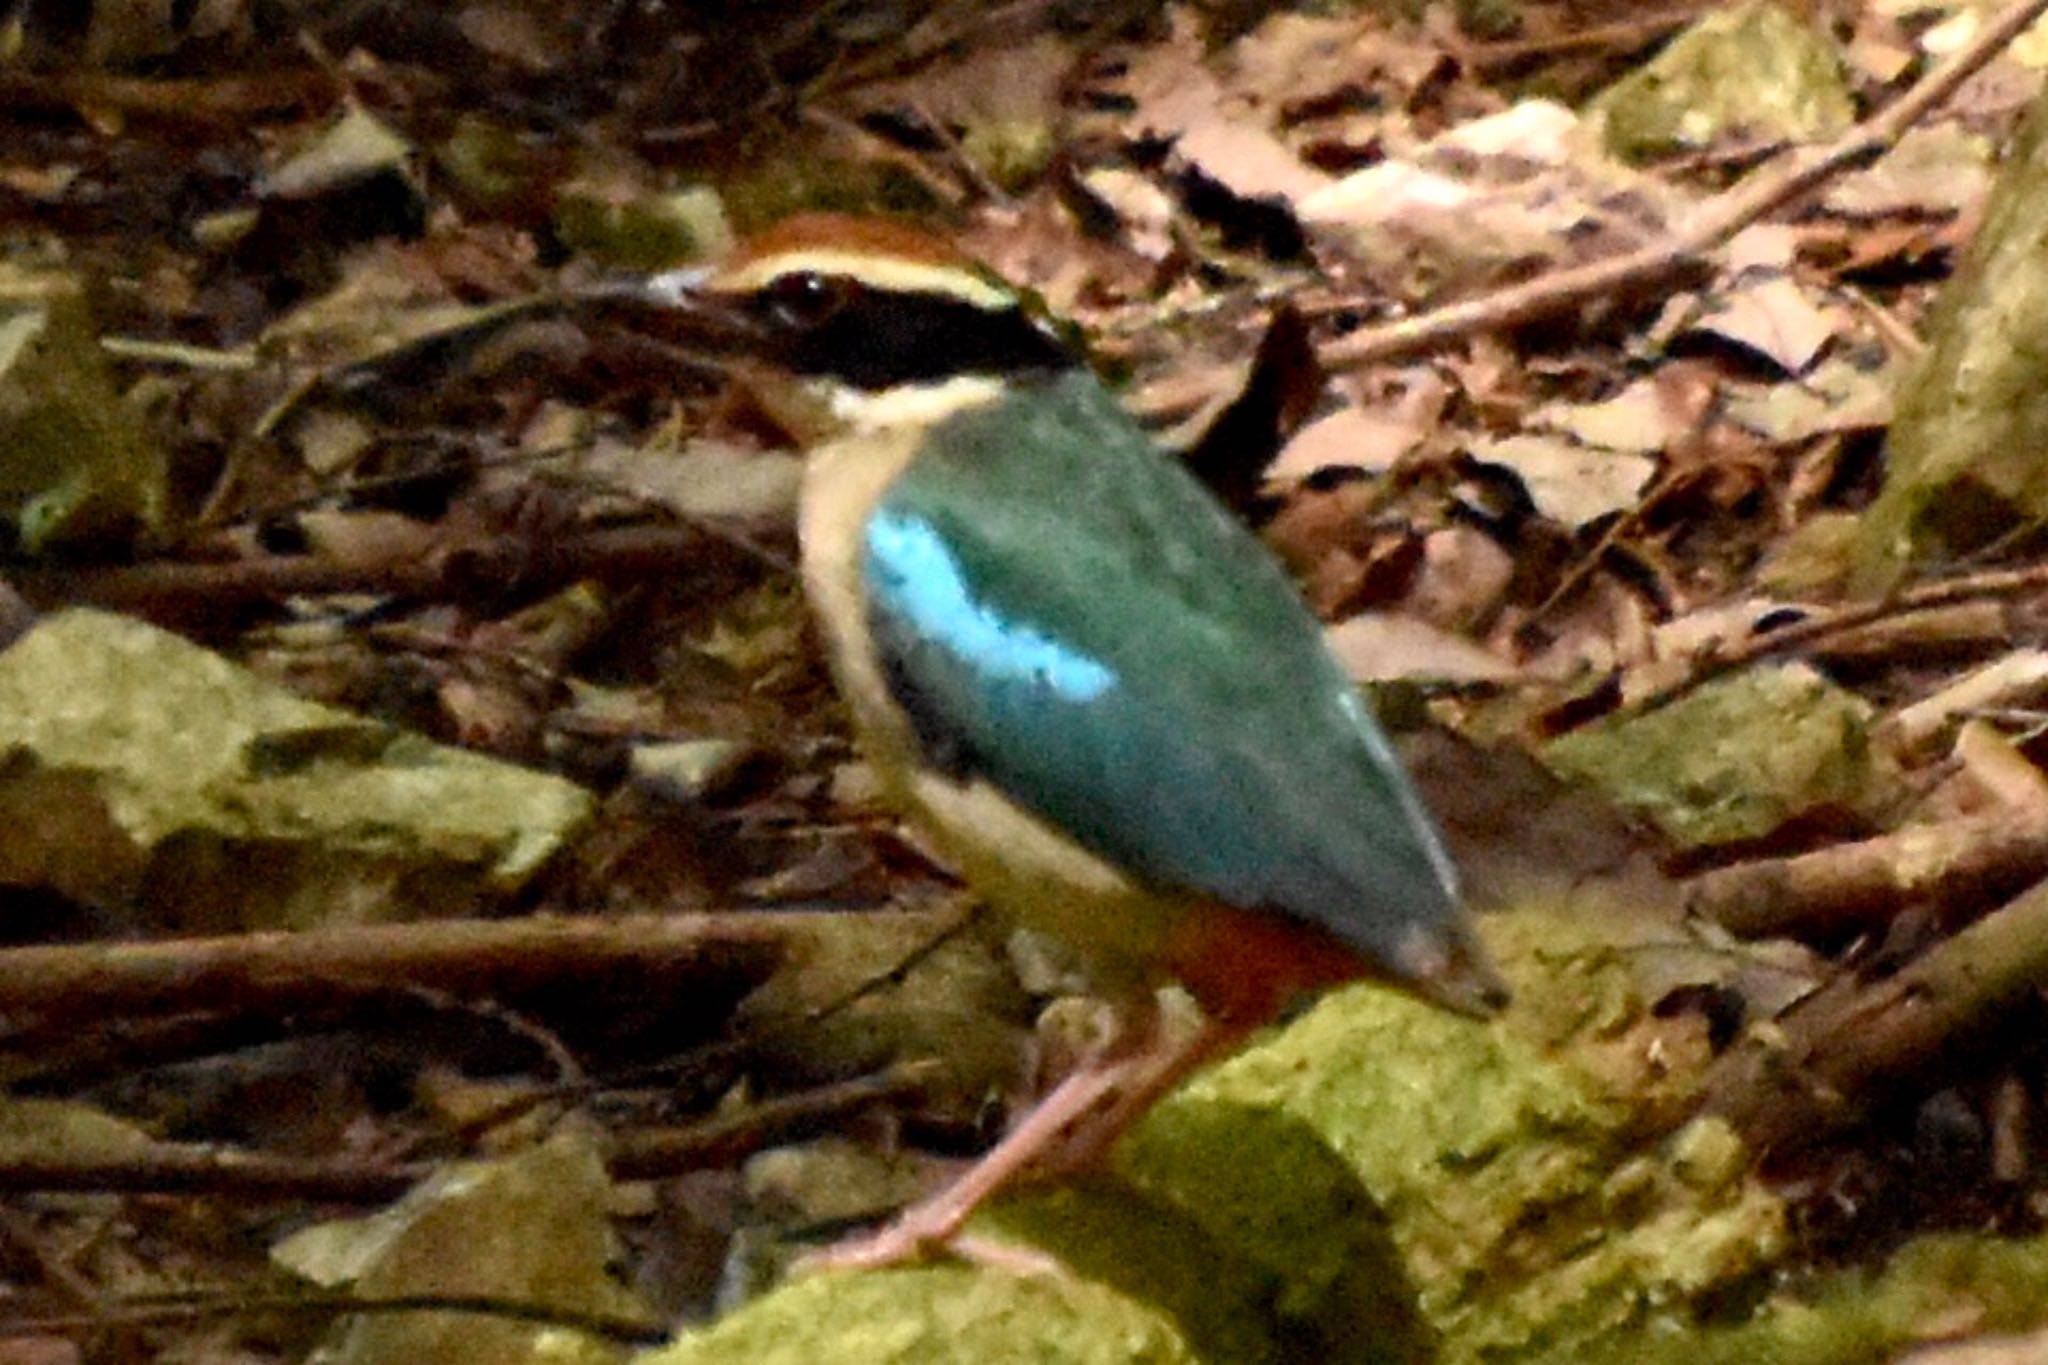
[1889,650,2048,755]
[1078,167,1177,261]
[1324,612,1516,684]
[1688,273,1846,375]
[1825,124,1992,218]
[1174,115,1332,204]
[1228,11,1411,116]
[1533,378,1691,455]
[263,101,415,199]
[290,406,376,475]
[1723,353,1900,441]
[1126,356,1252,449]
[1298,159,1475,224]
[1433,99,1584,163]
[1470,433,1657,527]
[1844,29,1915,83]
[1266,404,1422,482]
[1723,224,1797,273]
[1650,597,1802,663]
[1120,10,1226,141]
[579,438,802,521]
[1407,525,1517,629]
[1900,1325,2048,1365]
[1919,6,1979,58]
[294,508,440,569]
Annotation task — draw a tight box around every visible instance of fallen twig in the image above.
[0,1062,932,1201]
[1699,871,2048,1152]
[9,520,784,623]
[1686,808,2048,940]
[0,908,945,1027]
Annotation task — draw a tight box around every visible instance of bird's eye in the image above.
[765,271,850,328]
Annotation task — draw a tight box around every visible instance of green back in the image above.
[861,371,1462,974]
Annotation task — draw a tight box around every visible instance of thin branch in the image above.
[1626,560,2048,718]
[0,1287,666,1345]
[1321,0,2048,370]
[10,520,784,622]
[607,1061,938,1178]
[0,908,945,1027]
[0,1062,932,1200]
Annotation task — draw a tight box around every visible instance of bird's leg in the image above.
[1029,1009,1254,1178]
[794,1034,1152,1274]
[795,998,1253,1275]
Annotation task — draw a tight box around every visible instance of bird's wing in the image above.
[861,372,1462,970]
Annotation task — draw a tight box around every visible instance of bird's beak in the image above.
[573,267,764,354]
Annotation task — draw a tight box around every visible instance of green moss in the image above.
[1542,665,1889,849]
[641,1264,1202,1365]
[1588,1,1851,162]
[1852,82,2048,589]
[1572,1230,2048,1365]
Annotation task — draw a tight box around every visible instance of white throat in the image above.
[823,374,1007,435]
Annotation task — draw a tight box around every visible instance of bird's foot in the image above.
[789,1053,1145,1278]
[790,1012,1247,1279]
[793,1204,1063,1277]
[792,1198,961,1274]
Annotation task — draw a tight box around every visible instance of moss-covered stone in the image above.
[1853,80,2048,588]
[1588,1,1851,162]
[1542,665,1889,849]
[643,1263,1203,1365]
[0,608,593,931]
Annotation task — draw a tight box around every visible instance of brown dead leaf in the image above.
[1688,272,1848,375]
[1815,218,1959,277]
[1264,479,1378,581]
[1267,404,1423,483]
[1119,13,1330,206]
[1408,524,1517,630]
[857,32,1073,183]
[455,1,575,74]
[954,192,1156,321]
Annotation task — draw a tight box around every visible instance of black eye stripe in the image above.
[757,286,1075,389]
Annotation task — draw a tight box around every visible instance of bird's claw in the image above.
[795,1219,1065,1277]
[793,1218,944,1275]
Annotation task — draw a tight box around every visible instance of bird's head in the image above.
[629,214,1079,439]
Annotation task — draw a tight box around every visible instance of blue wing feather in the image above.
[861,371,1463,972]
